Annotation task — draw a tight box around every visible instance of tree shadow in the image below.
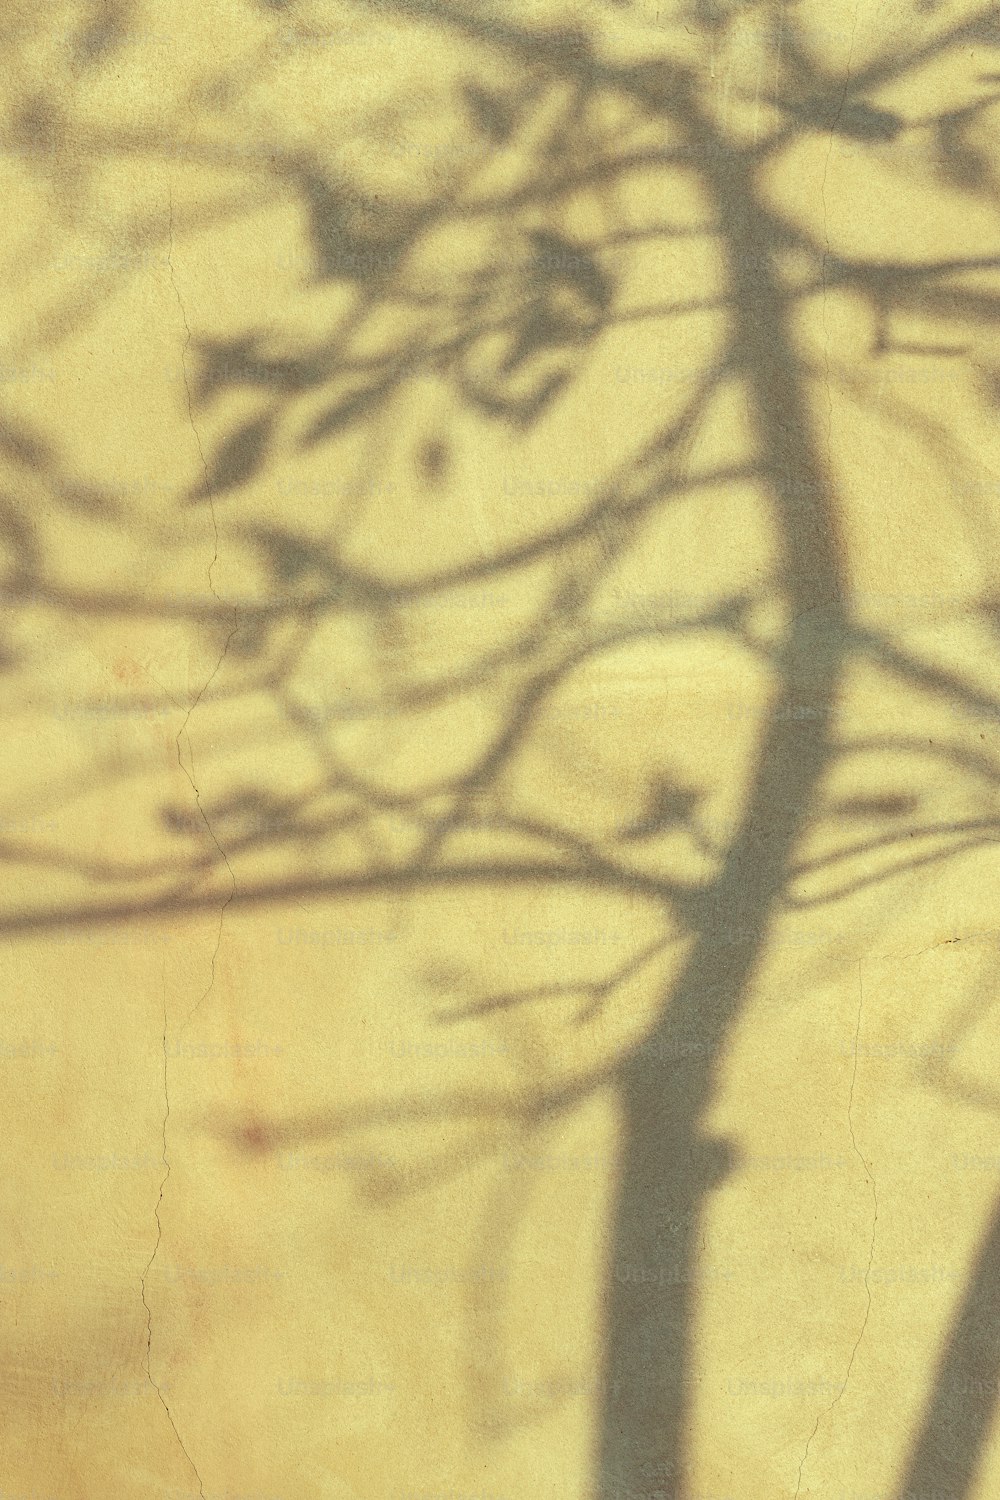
[5,1,1000,1497]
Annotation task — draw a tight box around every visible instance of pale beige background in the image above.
[3,2,1000,1498]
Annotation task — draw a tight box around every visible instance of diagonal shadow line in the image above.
[854,627,1000,723]
[0,856,693,941]
[895,1191,1000,1500]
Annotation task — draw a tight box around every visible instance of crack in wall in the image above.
[166,188,239,1031]
[140,972,207,1499]
[138,191,242,1498]
[880,927,1000,964]
[792,959,878,1498]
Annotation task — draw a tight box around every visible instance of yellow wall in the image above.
[4,4,1000,1498]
